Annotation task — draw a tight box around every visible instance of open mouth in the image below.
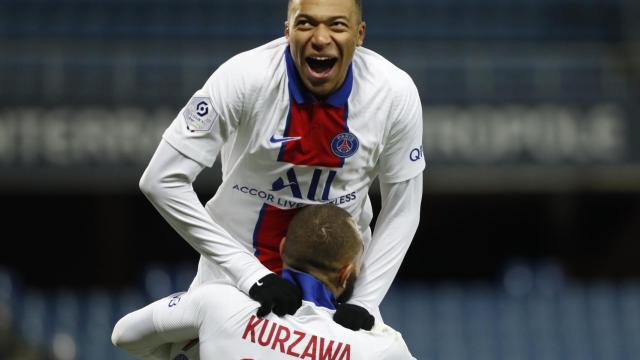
[305,56,338,77]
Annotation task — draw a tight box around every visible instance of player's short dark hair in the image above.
[283,204,361,274]
[287,0,362,20]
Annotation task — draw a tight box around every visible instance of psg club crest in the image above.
[331,132,359,158]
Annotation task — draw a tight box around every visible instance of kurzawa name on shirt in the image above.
[242,315,352,360]
[232,184,357,209]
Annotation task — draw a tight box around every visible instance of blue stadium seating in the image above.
[0,0,625,41]
[3,264,640,359]
[0,0,632,106]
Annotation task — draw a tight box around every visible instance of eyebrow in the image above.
[295,14,350,22]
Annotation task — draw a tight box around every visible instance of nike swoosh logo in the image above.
[270,135,302,143]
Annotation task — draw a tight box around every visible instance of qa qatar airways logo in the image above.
[410,145,424,162]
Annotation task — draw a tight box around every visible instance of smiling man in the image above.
[286,0,365,97]
[120,0,425,344]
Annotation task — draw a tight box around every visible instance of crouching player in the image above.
[112,204,415,359]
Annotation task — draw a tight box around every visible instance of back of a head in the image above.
[283,204,361,274]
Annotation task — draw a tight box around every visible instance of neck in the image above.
[281,268,337,310]
[284,47,353,107]
[306,269,341,297]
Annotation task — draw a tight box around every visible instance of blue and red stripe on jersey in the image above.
[252,203,302,274]
[277,48,353,168]
[252,51,355,272]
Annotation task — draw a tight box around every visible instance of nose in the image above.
[311,24,331,51]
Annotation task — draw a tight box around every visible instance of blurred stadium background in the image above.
[1,0,640,358]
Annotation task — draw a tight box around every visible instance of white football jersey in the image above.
[159,271,415,360]
[162,38,425,293]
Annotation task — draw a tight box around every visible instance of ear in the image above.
[284,21,290,39]
[338,263,354,288]
[279,236,287,257]
[356,21,366,47]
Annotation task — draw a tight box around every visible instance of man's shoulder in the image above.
[221,37,287,74]
[366,322,415,359]
[191,293,414,359]
[353,46,415,90]
[283,304,413,359]
[205,37,287,92]
[191,282,257,312]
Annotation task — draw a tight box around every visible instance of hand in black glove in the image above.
[333,303,375,331]
[249,273,302,317]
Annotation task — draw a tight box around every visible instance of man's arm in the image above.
[139,139,272,292]
[338,71,425,324]
[349,174,423,312]
[112,293,198,359]
[112,285,259,360]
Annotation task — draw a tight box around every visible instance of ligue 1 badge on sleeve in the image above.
[184,97,217,132]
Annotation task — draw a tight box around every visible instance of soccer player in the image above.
[137,0,424,330]
[112,204,416,359]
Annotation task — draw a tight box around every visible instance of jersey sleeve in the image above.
[139,140,272,294]
[162,56,248,167]
[377,74,426,183]
[380,334,416,360]
[349,174,422,312]
[112,292,198,360]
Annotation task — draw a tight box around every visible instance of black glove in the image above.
[333,303,375,331]
[249,273,302,317]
